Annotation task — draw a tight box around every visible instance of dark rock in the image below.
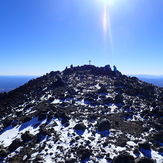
[98,86,107,93]
[3,116,13,128]
[33,154,45,163]
[156,110,163,116]
[90,114,98,121]
[55,110,69,119]
[98,119,111,131]
[21,131,34,142]
[7,155,22,163]
[11,120,19,127]
[111,152,135,163]
[61,118,69,126]
[157,117,163,124]
[38,112,47,121]
[133,148,140,155]
[151,106,160,114]
[114,93,123,103]
[158,146,163,153]
[81,149,91,161]
[138,141,150,150]
[15,111,22,117]
[153,131,163,143]
[22,116,32,123]
[103,97,113,104]
[74,123,86,131]
[116,136,129,147]
[39,124,51,136]
[8,139,22,152]
[65,158,76,163]
[151,101,157,108]
[135,157,155,163]
[153,122,162,130]
[0,149,9,157]
[48,97,54,102]
[52,75,64,87]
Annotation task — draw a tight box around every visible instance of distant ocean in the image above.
[128,75,163,87]
[0,76,38,92]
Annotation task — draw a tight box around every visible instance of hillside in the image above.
[0,65,163,163]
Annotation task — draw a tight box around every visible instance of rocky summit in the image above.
[0,65,163,163]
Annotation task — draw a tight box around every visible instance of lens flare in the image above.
[103,3,107,40]
[102,0,114,54]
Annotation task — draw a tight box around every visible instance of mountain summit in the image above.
[0,65,163,163]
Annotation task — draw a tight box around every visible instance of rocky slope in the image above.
[0,65,163,163]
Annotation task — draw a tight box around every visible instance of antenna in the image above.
[89,60,91,65]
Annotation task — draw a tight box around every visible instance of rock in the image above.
[22,116,32,123]
[74,123,86,131]
[52,75,64,87]
[8,139,22,152]
[48,97,54,102]
[135,157,155,163]
[39,124,51,136]
[38,112,47,121]
[55,110,69,119]
[133,148,140,155]
[103,97,113,104]
[0,149,9,157]
[65,158,76,163]
[21,131,34,142]
[157,117,163,124]
[12,120,19,127]
[7,155,22,163]
[153,131,163,143]
[158,146,163,153]
[81,149,91,161]
[138,141,150,150]
[33,154,45,163]
[98,119,111,132]
[3,116,13,128]
[111,152,135,163]
[114,93,123,103]
[153,122,162,130]
[98,86,107,93]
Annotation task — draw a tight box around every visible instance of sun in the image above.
[104,0,114,5]
[97,0,115,6]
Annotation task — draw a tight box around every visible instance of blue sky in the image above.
[0,0,163,75]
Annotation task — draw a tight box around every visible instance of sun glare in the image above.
[101,0,114,54]
[98,0,115,6]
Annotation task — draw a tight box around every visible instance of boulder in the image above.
[135,157,155,163]
[114,93,123,103]
[52,75,64,87]
[157,117,163,124]
[3,116,13,128]
[81,149,91,161]
[38,112,47,121]
[65,158,76,163]
[0,149,9,157]
[138,141,150,150]
[153,131,163,143]
[98,86,107,93]
[22,116,32,123]
[21,131,34,142]
[103,97,113,104]
[8,139,22,152]
[111,152,135,163]
[98,119,111,132]
[74,123,86,131]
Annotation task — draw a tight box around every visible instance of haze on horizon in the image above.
[0,0,163,76]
